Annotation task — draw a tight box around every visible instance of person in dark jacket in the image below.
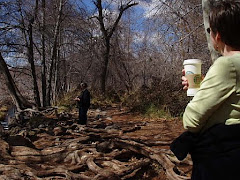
[74,83,90,125]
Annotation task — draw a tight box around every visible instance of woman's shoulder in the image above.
[213,55,238,71]
[215,55,232,64]
[206,55,236,80]
[215,54,240,65]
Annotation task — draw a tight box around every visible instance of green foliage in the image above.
[57,105,73,113]
[120,80,189,118]
[56,89,80,112]
[90,89,121,108]
[56,79,189,119]
[118,85,168,118]
[144,104,171,119]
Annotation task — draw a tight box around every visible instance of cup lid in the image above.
[187,88,199,96]
[183,59,202,65]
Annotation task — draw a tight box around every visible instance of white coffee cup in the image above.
[183,59,202,96]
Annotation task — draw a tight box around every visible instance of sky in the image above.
[77,0,164,38]
[1,0,174,65]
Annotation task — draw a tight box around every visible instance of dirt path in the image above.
[99,106,184,143]
[0,106,192,180]
[87,106,192,179]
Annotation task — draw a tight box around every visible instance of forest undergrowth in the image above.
[56,80,189,120]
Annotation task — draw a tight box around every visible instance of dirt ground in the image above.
[0,105,192,180]
[95,106,184,143]
[87,105,192,179]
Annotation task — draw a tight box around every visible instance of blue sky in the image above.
[77,0,153,31]
[1,0,178,64]
[80,0,97,13]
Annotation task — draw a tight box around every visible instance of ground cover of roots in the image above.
[0,105,192,180]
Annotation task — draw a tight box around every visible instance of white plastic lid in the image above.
[187,88,199,96]
[183,59,202,66]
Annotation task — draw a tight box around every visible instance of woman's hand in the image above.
[182,69,189,90]
[74,97,80,101]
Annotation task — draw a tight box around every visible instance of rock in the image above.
[6,135,36,149]
[38,124,45,128]
[96,141,114,153]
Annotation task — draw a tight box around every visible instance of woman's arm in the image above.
[183,57,236,133]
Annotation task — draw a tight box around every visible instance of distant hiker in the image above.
[171,1,240,180]
[74,83,90,125]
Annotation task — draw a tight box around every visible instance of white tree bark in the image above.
[202,0,222,62]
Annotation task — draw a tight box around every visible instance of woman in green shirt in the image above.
[182,1,240,133]
[172,1,240,180]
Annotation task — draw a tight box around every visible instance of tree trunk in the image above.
[202,0,221,62]
[46,0,65,106]
[18,0,41,107]
[100,38,110,93]
[95,0,138,94]
[28,21,41,107]
[41,0,47,107]
[0,53,32,111]
[28,0,41,107]
[53,44,60,104]
[62,52,67,93]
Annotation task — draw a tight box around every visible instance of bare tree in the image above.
[17,0,41,107]
[46,0,65,106]
[0,0,217,106]
[41,0,47,107]
[94,0,138,93]
[0,53,32,110]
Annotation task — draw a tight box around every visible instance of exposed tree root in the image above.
[0,108,191,179]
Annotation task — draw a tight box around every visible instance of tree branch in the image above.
[108,1,138,38]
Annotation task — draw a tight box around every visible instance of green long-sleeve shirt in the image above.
[183,53,240,133]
